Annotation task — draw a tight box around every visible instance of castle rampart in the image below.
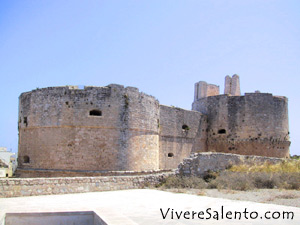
[159,105,206,170]
[17,75,290,177]
[192,91,290,157]
[18,85,160,172]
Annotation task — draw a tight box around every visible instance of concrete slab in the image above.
[0,189,299,224]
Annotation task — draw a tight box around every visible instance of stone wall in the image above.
[17,77,291,176]
[194,81,219,100]
[14,168,171,178]
[224,74,240,96]
[192,93,290,157]
[122,86,160,171]
[18,85,160,172]
[159,105,207,170]
[0,172,173,198]
[177,152,285,176]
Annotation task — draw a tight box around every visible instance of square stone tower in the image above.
[194,81,219,101]
[224,74,241,96]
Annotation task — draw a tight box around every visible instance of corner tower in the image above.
[192,76,290,158]
[18,85,160,173]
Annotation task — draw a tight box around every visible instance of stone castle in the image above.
[17,75,290,175]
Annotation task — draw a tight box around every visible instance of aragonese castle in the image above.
[17,75,290,177]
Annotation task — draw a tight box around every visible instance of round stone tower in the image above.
[18,85,160,172]
[192,93,290,158]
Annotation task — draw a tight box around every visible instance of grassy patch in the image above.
[229,160,300,173]
[156,161,300,191]
[212,171,300,190]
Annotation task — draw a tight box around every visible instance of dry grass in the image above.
[275,193,298,199]
[156,161,300,191]
[229,160,300,173]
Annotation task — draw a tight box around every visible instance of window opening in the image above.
[24,117,28,127]
[182,124,190,131]
[168,153,174,157]
[218,129,226,134]
[23,155,30,163]
[89,110,102,116]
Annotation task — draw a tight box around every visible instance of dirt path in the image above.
[159,188,300,207]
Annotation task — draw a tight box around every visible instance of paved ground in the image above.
[1,189,299,224]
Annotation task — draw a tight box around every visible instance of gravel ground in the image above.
[159,188,300,208]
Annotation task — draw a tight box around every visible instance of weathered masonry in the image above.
[192,75,290,158]
[17,75,290,176]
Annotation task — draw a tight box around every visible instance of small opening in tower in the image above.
[218,129,226,134]
[23,117,28,127]
[168,153,174,157]
[89,110,102,116]
[23,155,30,163]
[182,124,190,131]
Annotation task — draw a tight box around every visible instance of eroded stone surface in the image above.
[17,76,290,177]
[177,152,287,176]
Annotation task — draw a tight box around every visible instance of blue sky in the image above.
[0,0,299,155]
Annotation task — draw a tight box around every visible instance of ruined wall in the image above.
[194,81,219,100]
[224,74,241,96]
[192,93,290,158]
[18,85,160,172]
[177,152,286,176]
[159,105,207,170]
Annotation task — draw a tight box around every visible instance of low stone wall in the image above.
[177,152,285,176]
[15,168,171,178]
[0,172,173,198]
